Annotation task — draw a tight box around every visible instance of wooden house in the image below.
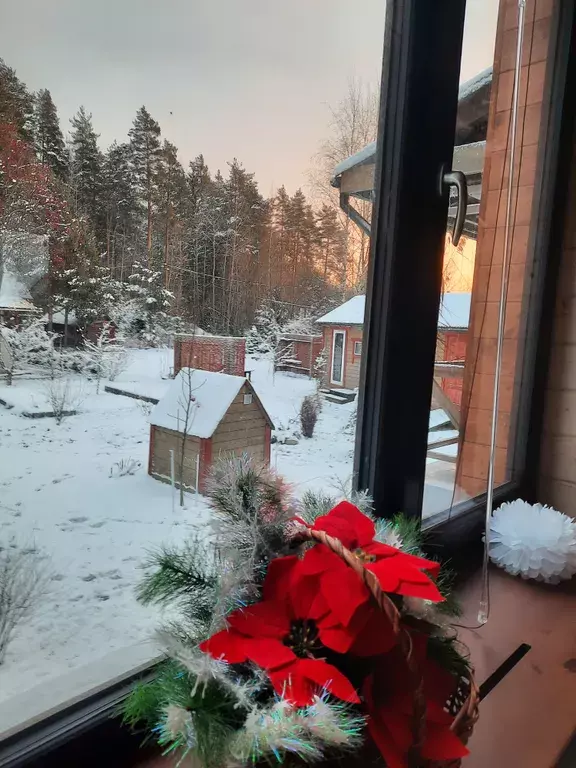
[148,368,274,494]
[317,293,471,405]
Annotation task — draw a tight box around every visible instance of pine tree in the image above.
[155,140,187,289]
[128,106,161,266]
[316,204,346,283]
[33,89,68,180]
[101,141,138,277]
[69,106,102,224]
[0,58,34,141]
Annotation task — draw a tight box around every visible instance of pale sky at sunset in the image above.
[1,0,499,195]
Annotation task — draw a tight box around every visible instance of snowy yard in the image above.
[0,349,356,710]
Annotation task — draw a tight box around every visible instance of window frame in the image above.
[1,1,575,764]
[353,340,362,356]
[354,0,576,546]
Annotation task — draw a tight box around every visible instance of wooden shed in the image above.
[148,368,274,494]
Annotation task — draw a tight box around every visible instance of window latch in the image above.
[440,166,468,246]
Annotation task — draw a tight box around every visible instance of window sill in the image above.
[455,566,576,768]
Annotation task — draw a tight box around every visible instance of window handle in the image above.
[440,167,468,246]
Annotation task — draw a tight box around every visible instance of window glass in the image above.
[423,0,556,521]
[0,0,385,731]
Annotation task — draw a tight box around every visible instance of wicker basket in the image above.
[301,527,479,768]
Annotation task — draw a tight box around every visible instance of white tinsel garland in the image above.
[489,500,576,583]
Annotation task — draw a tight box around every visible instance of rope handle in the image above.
[300,527,427,762]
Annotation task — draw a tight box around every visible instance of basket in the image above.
[301,526,480,768]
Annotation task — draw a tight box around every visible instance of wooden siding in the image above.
[457,0,555,496]
[211,383,268,464]
[539,116,576,517]
[149,425,201,490]
[323,326,363,390]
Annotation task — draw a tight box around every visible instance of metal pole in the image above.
[195,453,200,496]
[479,0,526,625]
[170,449,176,513]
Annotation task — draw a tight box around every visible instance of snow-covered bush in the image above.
[0,540,50,664]
[313,347,328,387]
[246,303,280,356]
[109,458,141,478]
[103,339,132,381]
[281,310,317,336]
[0,319,56,384]
[300,394,320,438]
[43,377,85,423]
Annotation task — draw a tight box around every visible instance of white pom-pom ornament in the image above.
[489,500,576,583]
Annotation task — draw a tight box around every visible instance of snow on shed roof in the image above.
[438,292,471,330]
[0,270,35,311]
[316,292,470,330]
[332,141,377,179]
[150,368,273,438]
[316,295,366,325]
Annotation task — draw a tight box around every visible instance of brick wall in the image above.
[439,330,467,407]
[457,0,555,497]
[174,335,246,377]
[539,117,576,517]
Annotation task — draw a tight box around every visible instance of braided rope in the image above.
[301,527,479,767]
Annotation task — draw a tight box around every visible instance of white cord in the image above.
[478,0,526,625]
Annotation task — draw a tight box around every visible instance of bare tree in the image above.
[309,78,380,294]
[0,541,50,664]
[43,377,85,423]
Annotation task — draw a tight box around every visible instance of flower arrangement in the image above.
[123,457,477,768]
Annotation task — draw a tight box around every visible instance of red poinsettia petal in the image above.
[317,622,358,654]
[349,602,398,656]
[296,658,360,703]
[227,600,290,638]
[299,543,343,576]
[263,555,299,604]
[368,543,441,577]
[367,559,444,602]
[241,636,296,670]
[367,715,409,768]
[268,665,314,707]
[314,500,376,549]
[320,566,370,627]
[289,572,328,620]
[421,723,469,761]
[199,629,249,664]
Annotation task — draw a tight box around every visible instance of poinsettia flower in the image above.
[305,501,444,603]
[363,634,469,768]
[200,556,360,707]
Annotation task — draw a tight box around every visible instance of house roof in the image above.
[150,368,273,438]
[317,292,471,330]
[316,295,366,325]
[0,270,36,312]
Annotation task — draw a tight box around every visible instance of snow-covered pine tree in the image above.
[33,89,68,181]
[0,58,35,142]
[0,318,55,385]
[128,107,161,266]
[69,106,103,224]
[101,141,138,277]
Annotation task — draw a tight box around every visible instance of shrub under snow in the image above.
[300,394,320,439]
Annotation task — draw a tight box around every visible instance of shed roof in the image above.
[317,292,471,330]
[316,295,366,326]
[150,368,273,438]
[0,270,36,312]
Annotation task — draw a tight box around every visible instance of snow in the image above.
[316,295,365,326]
[150,369,259,438]
[332,141,377,180]
[438,292,471,330]
[458,66,492,101]
[0,270,35,311]
[0,347,458,723]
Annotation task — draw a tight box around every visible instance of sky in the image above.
[0,0,498,196]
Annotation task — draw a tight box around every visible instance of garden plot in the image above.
[0,349,356,708]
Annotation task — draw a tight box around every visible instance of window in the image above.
[1,0,572,759]
[0,0,385,746]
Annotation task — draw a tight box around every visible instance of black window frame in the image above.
[1,1,576,765]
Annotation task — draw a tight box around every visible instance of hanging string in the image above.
[478,0,527,625]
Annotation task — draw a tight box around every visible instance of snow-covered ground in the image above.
[0,347,456,723]
[0,349,357,713]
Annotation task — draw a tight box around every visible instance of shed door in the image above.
[331,330,346,385]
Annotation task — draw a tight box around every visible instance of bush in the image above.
[300,394,320,438]
[0,541,50,664]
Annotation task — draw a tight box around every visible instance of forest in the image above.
[0,57,377,337]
